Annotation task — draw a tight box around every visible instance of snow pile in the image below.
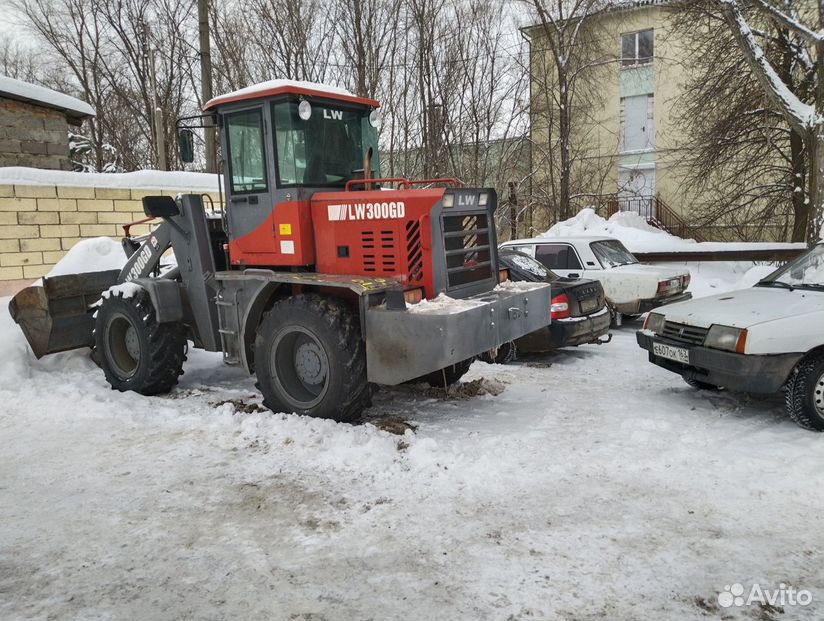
[542,208,805,253]
[407,293,487,314]
[542,208,689,251]
[47,237,127,277]
[0,166,219,191]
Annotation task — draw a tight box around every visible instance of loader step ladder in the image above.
[215,290,241,365]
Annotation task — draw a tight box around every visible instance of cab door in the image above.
[222,105,279,264]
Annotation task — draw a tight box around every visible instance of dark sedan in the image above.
[484,250,611,362]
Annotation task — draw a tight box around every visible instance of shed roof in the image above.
[0,75,95,123]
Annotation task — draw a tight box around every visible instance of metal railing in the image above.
[603,194,705,242]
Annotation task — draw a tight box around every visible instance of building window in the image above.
[621,29,654,67]
[619,94,655,152]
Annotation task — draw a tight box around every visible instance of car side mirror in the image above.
[142,195,180,218]
[179,128,195,164]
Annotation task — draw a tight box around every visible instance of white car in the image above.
[637,243,824,431]
[500,236,691,322]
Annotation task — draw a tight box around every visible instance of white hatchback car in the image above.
[500,236,691,321]
[637,243,824,430]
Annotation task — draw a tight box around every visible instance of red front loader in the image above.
[10,81,551,421]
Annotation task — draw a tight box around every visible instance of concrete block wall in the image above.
[0,98,73,171]
[0,183,221,281]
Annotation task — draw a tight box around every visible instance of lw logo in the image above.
[458,194,476,207]
[323,109,343,120]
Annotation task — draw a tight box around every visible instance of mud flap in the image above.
[8,270,121,358]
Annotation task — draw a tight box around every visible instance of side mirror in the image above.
[179,128,194,164]
[142,195,180,218]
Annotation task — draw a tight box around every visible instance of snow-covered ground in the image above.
[2,267,823,620]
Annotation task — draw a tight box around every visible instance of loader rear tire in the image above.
[254,295,369,422]
[94,288,186,395]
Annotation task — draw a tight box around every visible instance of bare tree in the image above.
[671,0,814,241]
[522,0,616,230]
[715,0,824,244]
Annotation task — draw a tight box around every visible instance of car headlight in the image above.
[644,312,666,334]
[705,324,747,353]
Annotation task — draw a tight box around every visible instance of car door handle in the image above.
[230,196,248,204]
[569,273,580,278]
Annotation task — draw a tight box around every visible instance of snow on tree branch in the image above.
[718,0,819,133]
[749,0,824,44]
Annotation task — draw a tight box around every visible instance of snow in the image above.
[46,237,127,277]
[205,79,357,110]
[101,282,143,300]
[406,292,487,314]
[1,277,822,619]
[0,166,219,191]
[2,249,822,619]
[542,208,805,254]
[0,74,95,118]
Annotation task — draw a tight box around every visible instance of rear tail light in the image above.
[657,278,680,294]
[404,288,424,304]
[551,293,570,320]
[683,274,691,288]
[498,268,509,282]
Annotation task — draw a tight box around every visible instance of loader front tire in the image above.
[94,288,186,395]
[254,295,369,422]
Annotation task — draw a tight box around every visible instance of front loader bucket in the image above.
[8,270,121,358]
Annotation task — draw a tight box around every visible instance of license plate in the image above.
[580,298,598,313]
[653,342,689,364]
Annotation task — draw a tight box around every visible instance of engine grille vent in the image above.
[361,230,397,273]
[406,220,424,282]
[443,213,492,289]
[662,321,708,347]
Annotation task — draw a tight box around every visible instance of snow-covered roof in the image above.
[504,235,615,245]
[0,167,218,191]
[204,79,378,110]
[0,75,95,122]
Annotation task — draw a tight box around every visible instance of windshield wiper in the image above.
[756,280,795,291]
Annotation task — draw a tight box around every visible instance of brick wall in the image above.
[0,183,220,281]
[0,98,73,171]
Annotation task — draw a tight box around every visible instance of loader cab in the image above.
[203,81,382,269]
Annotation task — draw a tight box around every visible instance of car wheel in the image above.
[683,376,720,391]
[784,352,824,431]
[479,341,516,364]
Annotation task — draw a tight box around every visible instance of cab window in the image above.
[272,101,379,187]
[535,244,582,270]
[225,108,268,194]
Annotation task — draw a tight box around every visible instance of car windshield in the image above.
[502,252,557,282]
[590,239,639,268]
[272,101,380,187]
[757,244,824,290]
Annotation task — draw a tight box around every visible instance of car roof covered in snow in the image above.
[0,75,95,122]
[204,79,380,111]
[501,236,619,246]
